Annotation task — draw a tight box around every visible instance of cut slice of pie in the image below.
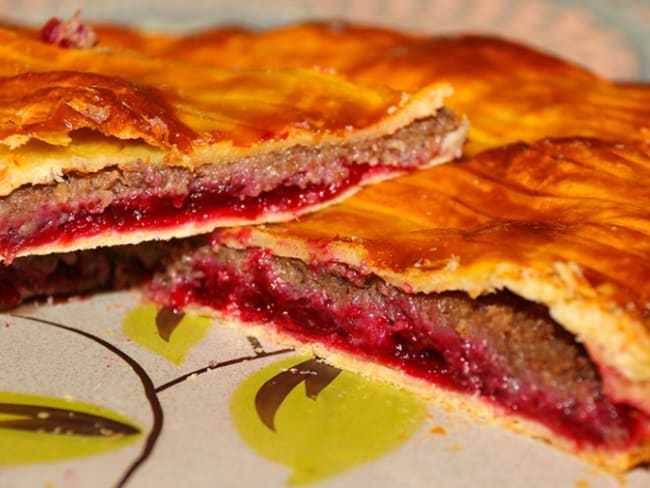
[147,137,650,472]
[0,26,466,262]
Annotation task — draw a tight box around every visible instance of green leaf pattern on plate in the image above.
[231,355,427,485]
[121,304,213,365]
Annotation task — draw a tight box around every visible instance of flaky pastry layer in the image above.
[0,27,458,197]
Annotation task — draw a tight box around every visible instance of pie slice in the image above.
[0,26,466,262]
[147,137,650,472]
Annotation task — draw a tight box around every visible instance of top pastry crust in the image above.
[89,21,650,156]
[0,26,456,196]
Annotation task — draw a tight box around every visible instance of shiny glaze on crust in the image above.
[0,71,196,151]
[86,21,650,156]
[0,26,421,153]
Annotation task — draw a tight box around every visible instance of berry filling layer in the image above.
[148,245,650,453]
[0,161,372,261]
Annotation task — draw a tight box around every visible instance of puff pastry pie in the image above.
[5,19,650,472]
[0,25,466,262]
[112,22,650,469]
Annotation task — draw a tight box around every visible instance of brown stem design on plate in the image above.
[10,313,295,486]
[0,403,140,437]
[154,346,293,393]
[11,313,163,488]
[255,357,342,432]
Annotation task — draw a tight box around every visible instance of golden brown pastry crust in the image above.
[89,21,650,156]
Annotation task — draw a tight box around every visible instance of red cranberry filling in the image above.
[0,163,383,261]
[148,246,650,451]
